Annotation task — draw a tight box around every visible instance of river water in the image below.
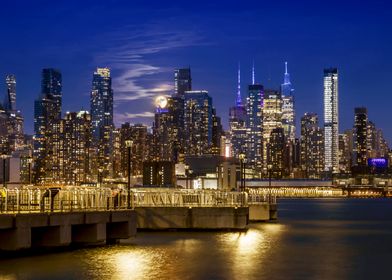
[1,198,392,280]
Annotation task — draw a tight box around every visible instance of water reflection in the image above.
[1,199,392,279]
[219,223,286,279]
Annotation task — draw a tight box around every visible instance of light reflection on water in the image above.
[0,199,392,280]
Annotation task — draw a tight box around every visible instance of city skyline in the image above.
[0,1,391,144]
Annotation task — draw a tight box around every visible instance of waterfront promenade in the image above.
[0,187,276,251]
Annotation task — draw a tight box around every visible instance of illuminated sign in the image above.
[368,158,388,168]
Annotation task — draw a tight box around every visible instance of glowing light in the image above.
[155,96,168,108]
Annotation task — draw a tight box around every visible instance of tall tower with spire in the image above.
[246,62,264,177]
[281,62,296,142]
[229,63,247,159]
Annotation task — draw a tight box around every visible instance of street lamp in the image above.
[239,153,246,192]
[125,139,133,209]
[267,164,273,202]
[73,169,78,186]
[27,157,33,185]
[98,167,103,187]
[0,154,10,189]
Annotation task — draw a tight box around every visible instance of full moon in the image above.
[155,96,168,108]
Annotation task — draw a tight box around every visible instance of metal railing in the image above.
[133,190,248,207]
[248,194,277,205]
[0,188,257,213]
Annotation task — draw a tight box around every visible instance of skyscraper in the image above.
[4,74,16,111]
[63,111,92,184]
[281,62,295,142]
[33,68,63,183]
[246,81,264,175]
[262,89,282,173]
[229,65,247,159]
[323,68,339,173]
[300,113,324,178]
[268,127,285,178]
[90,67,113,176]
[3,74,24,151]
[174,68,192,97]
[184,90,213,156]
[354,107,368,167]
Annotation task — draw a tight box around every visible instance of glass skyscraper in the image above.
[281,62,295,142]
[174,68,192,98]
[323,68,339,173]
[90,67,114,176]
[33,68,63,183]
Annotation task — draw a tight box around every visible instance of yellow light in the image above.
[155,96,168,108]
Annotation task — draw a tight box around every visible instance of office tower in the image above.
[300,113,324,178]
[174,68,192,97]
[281,62,295,142]
[3,75,24,151]
[366,121,389,158]
[153,97,176,161]
[246,80,264,175]
[211,108,224,155]
[41,69,62,119]
[120,123,148,176]
[33,68,63,183]
[323,68,339,173]
[339,132,352,174]
[262,89,282,173]
[268,127,285,178]
[354,107,368,167]
[229,65,247,159]
[63,111,92,184]
[5,75,16,111]
[90,67,113,176]
[167,96,185,162]
[184,90,213,156]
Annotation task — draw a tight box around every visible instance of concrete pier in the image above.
[248,203,278,222]
[135,207,249,230]
[0,210,136,251]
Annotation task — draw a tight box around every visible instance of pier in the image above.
[0,187,277,251]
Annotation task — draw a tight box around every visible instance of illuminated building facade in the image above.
[300,113,324,178]
[120,123,148,176]
[281,62,295,142]
[229,66,247,159]
[184,90,213,156]
[262,89,282,173]
[174,68,192,98]
[33,68,62,183]
[354,107,368,167]
[63,111,92,184]
[246,83,264,175]
[268,127,285,178]
[323,68,339,173]
[3,75,24,152]
[339,131,352,174]
[90,67,113,177]
[211,108,223,155]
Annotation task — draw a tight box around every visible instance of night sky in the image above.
[1,0,391,143]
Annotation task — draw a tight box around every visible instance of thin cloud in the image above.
[94,22,207,104]
[115,111,155,125]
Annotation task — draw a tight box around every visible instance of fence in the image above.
[0,188,255,213]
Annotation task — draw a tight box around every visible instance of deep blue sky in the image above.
[1,0,392,144]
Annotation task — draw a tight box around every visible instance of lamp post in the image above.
[125,140,133,209]
[27,157,33,185]
[239,153,246,192]
[98,168,103,188]
[73,169,78,186]
[267,164,273,202]
[1,154,9,189]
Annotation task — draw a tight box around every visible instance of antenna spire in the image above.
[252,60,255,85]
[236,62,242,106]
